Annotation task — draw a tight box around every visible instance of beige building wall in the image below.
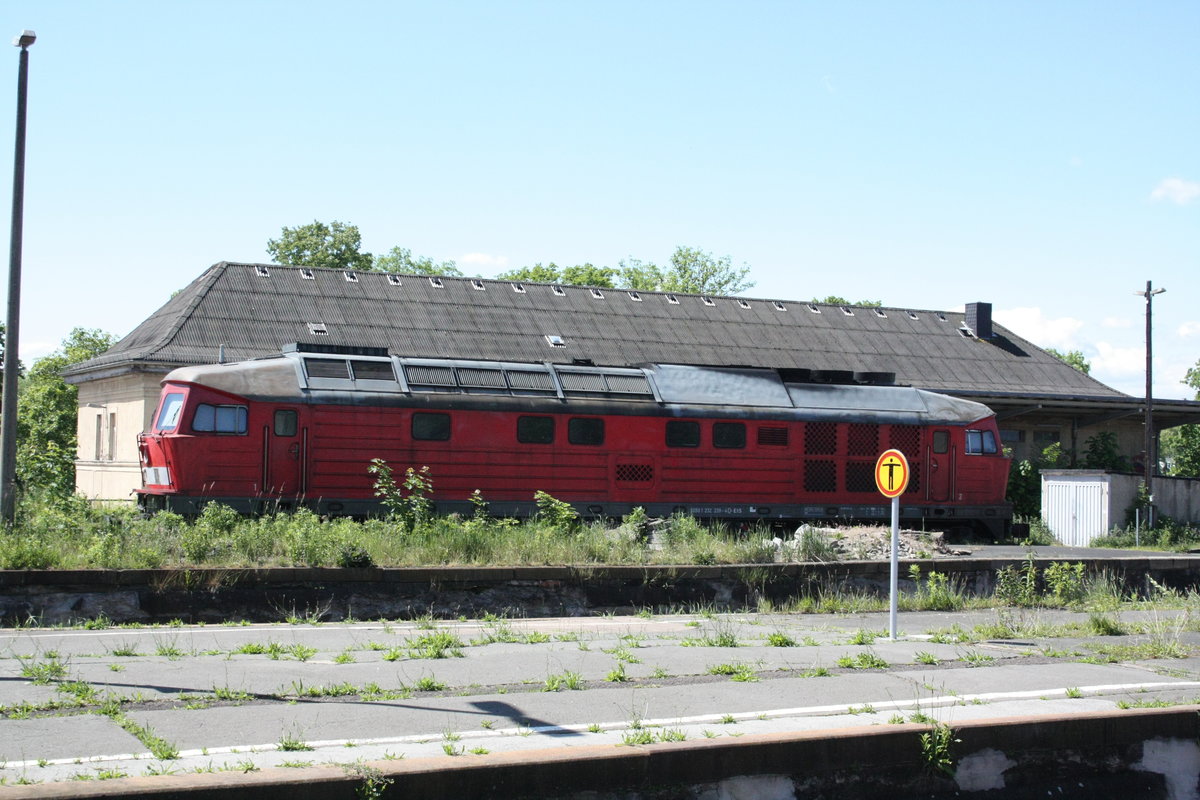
[75,372,166,503]
[999,415,1149,468]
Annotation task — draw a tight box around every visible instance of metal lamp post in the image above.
[0,30,35,525]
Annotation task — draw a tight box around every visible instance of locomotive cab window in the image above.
[304,358,350,379]
[517,416,554,444]
[932,430,950,454]
[713,422,746,449]
[412,413,451,441]
[568,417,604,446]
[274,410,298,437]
[192,404,247,434]
[155,393,185,431]
[965,429,998,455]
[666,420,700,448]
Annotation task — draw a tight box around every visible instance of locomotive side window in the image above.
[568,417,605,445]
[932,430,950,454]
[412,413,451,441]
[666,420,700,448]
[155,393,185,431]
[965,429,998,454]
[713,422,746,449]
[192,404,248,434]
[274,410,298,437]
[517,416,554,444]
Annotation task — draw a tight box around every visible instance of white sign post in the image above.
[874,449,910,641]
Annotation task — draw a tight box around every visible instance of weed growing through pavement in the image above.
[835,651,889,670]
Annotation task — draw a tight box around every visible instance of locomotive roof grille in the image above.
[506,370,556,391]
[558,372,607,392]
[406,365,456,386]
[604,374,653,395]
[457,367,507,388]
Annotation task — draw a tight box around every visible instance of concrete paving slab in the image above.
[0,714,142,762]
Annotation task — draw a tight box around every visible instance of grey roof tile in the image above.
[66,261,1131,401]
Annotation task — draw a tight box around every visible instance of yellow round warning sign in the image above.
[874,449,910,498]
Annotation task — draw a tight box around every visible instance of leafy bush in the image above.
[994,554,1039,607]
[534,491,578,530]
[1043,561,1086,605]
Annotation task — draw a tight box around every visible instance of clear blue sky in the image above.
[3,1,1197,399]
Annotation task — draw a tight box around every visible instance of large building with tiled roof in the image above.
[64,261,1200,502]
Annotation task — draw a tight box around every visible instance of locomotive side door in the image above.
[926,428,953,502]
[265,408,304,496]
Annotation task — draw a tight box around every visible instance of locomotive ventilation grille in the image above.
[805,422,837,455]
[758,427,789,446]
[616,464,654,483]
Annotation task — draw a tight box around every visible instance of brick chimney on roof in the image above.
[966,302,993,339]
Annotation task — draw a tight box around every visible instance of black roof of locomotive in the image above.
[62,261,1128,403]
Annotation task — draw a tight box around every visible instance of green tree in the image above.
[619,246,754,295]
[17,328,118,498]
[1162,359,1200,477]
[373,246,463,276]
[561,263,617,288]
[498,263,617,288]
[812,296,883,307]
[1045,348,1091,375]
[266,220,375,272]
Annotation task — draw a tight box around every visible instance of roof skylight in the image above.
[429,277,444,288]
[387,274,402,286]
[343,271,358,282]
[300,269,314,280]
[255,266,270,278]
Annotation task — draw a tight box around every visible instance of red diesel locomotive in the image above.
[137,344,1012,535]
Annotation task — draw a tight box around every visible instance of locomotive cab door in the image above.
[926,429,953,502]
[265,408,304,497]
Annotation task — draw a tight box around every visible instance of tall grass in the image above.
[0,498,784,570]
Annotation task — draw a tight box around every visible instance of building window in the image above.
[517,416,554,444]
[713,422,746,449]
[568,417,604,446]
[1032,430,1060,449]
[666,420,700,448]
[1000,429,1024,444]
[107,413,116,461]
[193,404,248,434]
[412,412,451,441]
[94,414,103,461]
